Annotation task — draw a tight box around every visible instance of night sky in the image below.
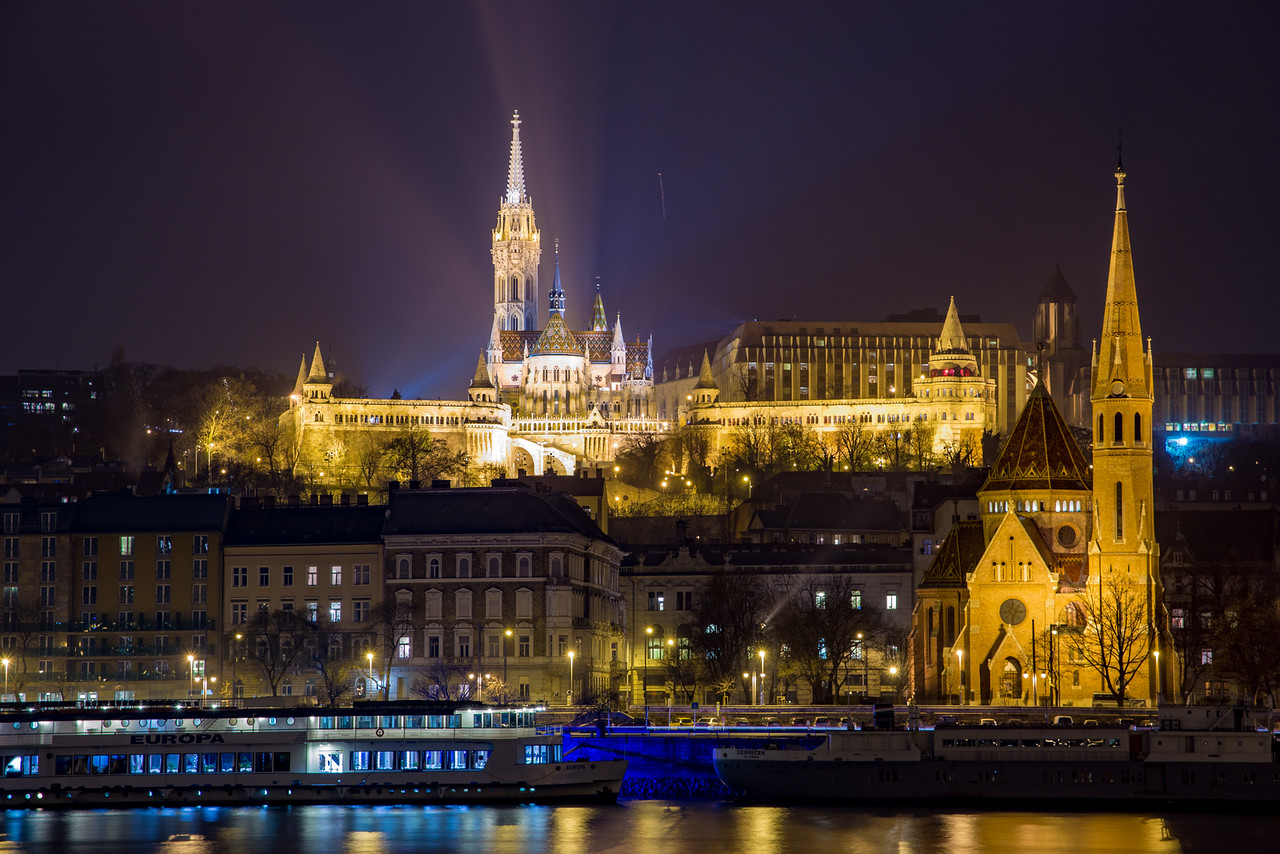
[4,2,1277,398]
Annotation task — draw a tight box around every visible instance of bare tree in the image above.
[774,576,887,704]
[304,614,356,707]
[369,594,422,699]
[689,572,770,702]
[1211,591,1280,707]
[614,433,668,488]
[410,661,470,701]
[1069,573,1153,707]
[905,420,937,471]
[829,420,875,472]
[385,425,469,484]
[242,609,313,697]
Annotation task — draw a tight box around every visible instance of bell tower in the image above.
[491,111,541,331]
[1088,156,1163,702]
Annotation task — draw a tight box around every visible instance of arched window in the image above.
[999,659,1020,701]
[488,556,501,578]
[946,606,956,644]
[1098,413,1104,442]
[428,557,440,579]
[1114,412,1124,443]
[1134,413,1142,443]
[1115,481,1124,540]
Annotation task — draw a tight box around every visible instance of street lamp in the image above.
[187,654,195,703]
[1153,649,1161,699]
[857,632,867,701]
[758,649,766,705]
[567,651,575,706]
[504,628,513,684]
[2,656,9,700]
[644,627,653,721]
[232,633,242,701]
[366,651,375,699]
[955,649,964,705]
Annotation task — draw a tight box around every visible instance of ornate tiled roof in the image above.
[531,312,583,356]
[919,520,985,589]
[982,380,1091,494]
[626,342,648,377]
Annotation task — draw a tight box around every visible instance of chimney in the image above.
[287,494,300,507]
[388,480,400,492]
[262,495,276,508]
[319,494,333,506]
[310,494,319,506]
[408,480,421,490]
[356,494,368,506]
[431,479,451,489]
[340,494,350,506]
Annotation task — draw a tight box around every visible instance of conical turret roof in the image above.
[981,380,1091,494]
[292,355,308,396]
[936,296,970,354]
[469,353,494,389]
[1039,263,1077,303]
[306,342,328,383]
[694,350,718,390]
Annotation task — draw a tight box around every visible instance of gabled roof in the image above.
[919,520,986,589]
[981,380,1091,494]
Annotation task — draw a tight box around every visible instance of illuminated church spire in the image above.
[506,111,527,205]
[591,279,607,332]
[1092,155,1151,400]
[1089,153,1161,703]
[492,111,540,331]
[549,238,565,316]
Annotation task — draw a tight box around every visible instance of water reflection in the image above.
[0,803,1275,854]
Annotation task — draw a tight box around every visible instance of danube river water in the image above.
[0,802,1275,854]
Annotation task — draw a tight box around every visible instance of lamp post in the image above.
[1050,627,1059,706]
[857,632,867,702]
[567,651,575,707]
[187,654,195,703]
[2,657,9,701]
[644,627,653,722]
[504,628,512,684]
[232,632,242,701]
[752,650,762,706]
[955,649,964,705]
[1153,649,1161,699]
[366,651,375,699]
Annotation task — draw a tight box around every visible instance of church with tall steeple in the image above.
[909,159,1165,707]
[285,112,659,480]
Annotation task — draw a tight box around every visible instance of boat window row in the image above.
[315,712,535,730]
[940,737,1122,749]
[324,749,490,773]
[54,752,291,776]
[524,744,560,764]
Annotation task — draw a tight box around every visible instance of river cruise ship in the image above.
[0,700,624,807]
[714,706,1280,806]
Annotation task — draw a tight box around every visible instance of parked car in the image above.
[979,718,998,727]
[693,717,722,728]
[1053,716,1074,727]
[672,716,693,727]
